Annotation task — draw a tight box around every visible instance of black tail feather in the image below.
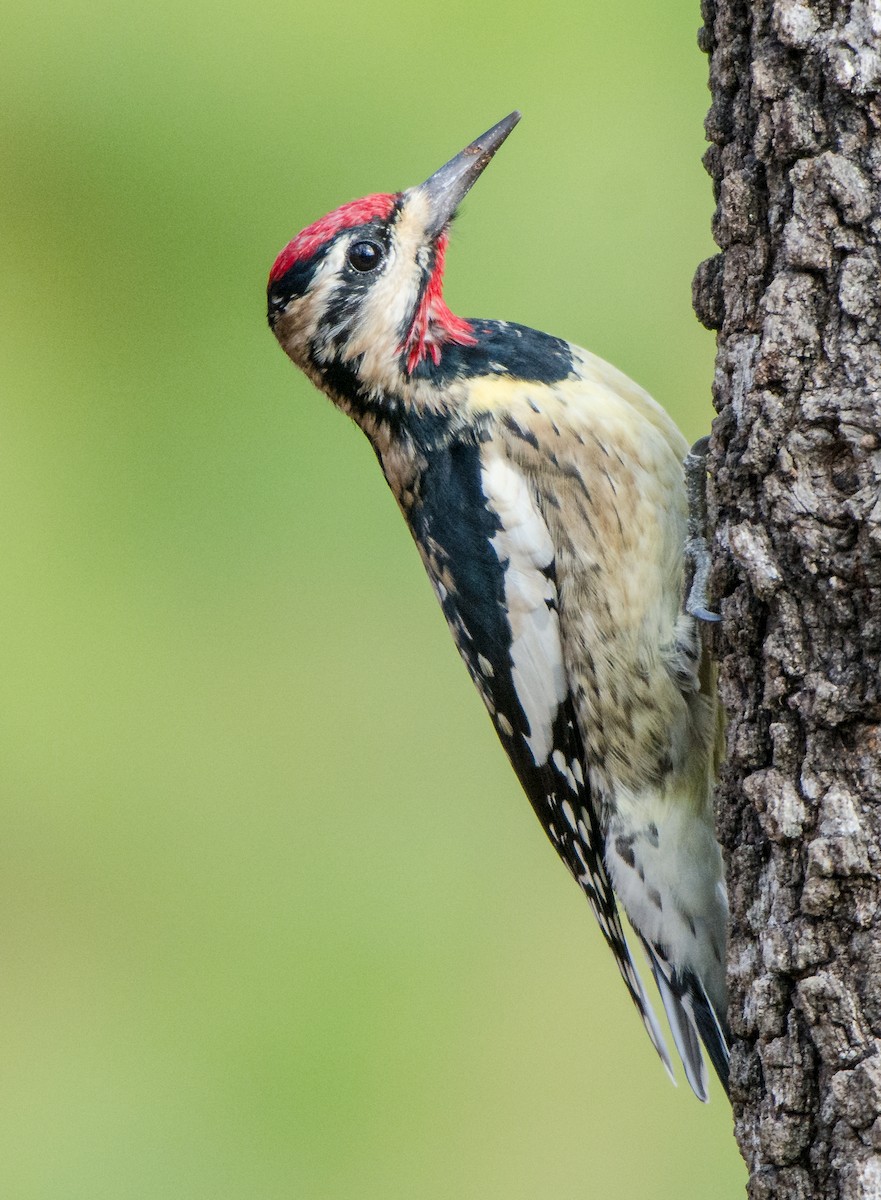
[642,938,730,1101]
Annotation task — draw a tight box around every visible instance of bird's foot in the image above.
[683,436,720,623]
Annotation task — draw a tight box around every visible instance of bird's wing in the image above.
[406,434,674,1080]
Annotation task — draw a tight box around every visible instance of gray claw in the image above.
[691,603,721,624]
[683,438,719,622]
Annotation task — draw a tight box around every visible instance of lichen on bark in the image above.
[693,0,881,1195]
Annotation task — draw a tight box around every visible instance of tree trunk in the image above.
[692,1,881,1196]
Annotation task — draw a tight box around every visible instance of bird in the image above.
[267,112,729,1100]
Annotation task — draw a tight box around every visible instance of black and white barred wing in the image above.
[406,437,673,1079]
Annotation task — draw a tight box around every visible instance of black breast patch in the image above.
[409,320,575,386]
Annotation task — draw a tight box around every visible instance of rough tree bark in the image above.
[692,1,881,1196]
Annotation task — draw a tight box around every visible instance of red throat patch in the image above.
[403,233,476,373]
[269,193,398,283]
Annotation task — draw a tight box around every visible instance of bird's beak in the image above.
[419,111,521,238]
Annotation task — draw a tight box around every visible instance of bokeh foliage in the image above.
[1,0,746,1195]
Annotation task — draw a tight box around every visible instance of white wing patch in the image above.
[480,452,569,766]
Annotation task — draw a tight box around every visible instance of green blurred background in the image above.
[1,0,745,1196]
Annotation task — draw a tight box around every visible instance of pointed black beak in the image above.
[419,111,521,238]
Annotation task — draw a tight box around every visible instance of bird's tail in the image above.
[641,938,730,1101]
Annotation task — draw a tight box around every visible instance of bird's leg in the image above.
[683,436,720,623]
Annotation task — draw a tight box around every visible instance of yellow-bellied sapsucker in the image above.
[267,113,729,1100]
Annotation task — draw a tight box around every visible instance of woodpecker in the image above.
[267,112,729,1100]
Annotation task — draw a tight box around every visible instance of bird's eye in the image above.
[347,240,384,272]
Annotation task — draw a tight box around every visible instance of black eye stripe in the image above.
[347,239,384,272]
[266,224,389,319]
[267,241,333,312]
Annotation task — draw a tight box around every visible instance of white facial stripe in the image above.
[275,241,350,364]
[481,452,569,766]
[342,192,433,384]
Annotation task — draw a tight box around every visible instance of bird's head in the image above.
[267,112,520,409]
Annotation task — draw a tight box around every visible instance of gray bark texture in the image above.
[693,0,881,1196]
